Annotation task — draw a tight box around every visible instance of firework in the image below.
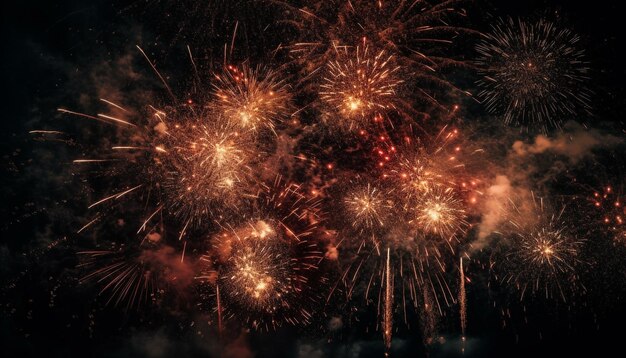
[78,243,162,310]
[495,196,585,301]
[161,113,258,228]
[273,0,473,121]
[459,257,467,349]
[320,45,402,131]
[198,179,325,330]
[343,182,393,232]
[213,64,292,134]
[476,18,592,132]
[331,172,469,347]
[409,187,468,240]
[590,185,626,245]
[21,0,621,353]
[389,127,466,197]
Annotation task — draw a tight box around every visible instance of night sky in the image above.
[2,1,626,357]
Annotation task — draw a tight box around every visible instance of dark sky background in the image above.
[2,1,626,357]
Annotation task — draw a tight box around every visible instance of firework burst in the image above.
[494,196,585,301]
[476,17,592,132]
[213,64,292,134]
[270,0,474,121]
[343,182,393,233]
[320,45,402,131]
[198,179,325,330]
[161,112,258,228]
[409,187,468,240]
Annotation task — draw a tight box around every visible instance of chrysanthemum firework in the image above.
[494,196,585,301]
[271,0,474,120]
[476,17,592,132]
[197,178,325,331]
[161,112,259,229]
[213,64,292,134]
[319,44,403,131]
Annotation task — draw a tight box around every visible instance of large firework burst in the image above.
[476,17,592,132]
[271,0,473,121]
[161,113,258,228]
[197,179,325,330]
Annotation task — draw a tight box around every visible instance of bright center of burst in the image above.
[541,246,554,256]
[239,110,252,124]
[427,205,443,222]
[214,144,228,159]
[347,97,362,111]
[254,220,275,239]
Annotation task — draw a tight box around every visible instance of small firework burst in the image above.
[389,127,466,199]
[213,64,292,134]
[198,179,324,330]
[343,182,392,232]
[320,45,402,131]
[409,187,468,240]
[495,196,585,301]
[212,220,298,314]
[476,18,592,132]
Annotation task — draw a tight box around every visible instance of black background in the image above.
[2,1,626,357]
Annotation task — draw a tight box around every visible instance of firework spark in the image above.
[476,18,592,132]
[590,185,625,244]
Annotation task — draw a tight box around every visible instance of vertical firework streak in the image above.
[216,282,223,340]
[383,247,393,351]
[459,257,467,353]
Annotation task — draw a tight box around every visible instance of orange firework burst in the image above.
[409,187,468,240]
[343,182,393,232]
[389,127,466,197]
[161,113,258,228]
[213,64,292,134]
[495,196,585,301]
[320,45,402,131]
[198,178,325,330]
